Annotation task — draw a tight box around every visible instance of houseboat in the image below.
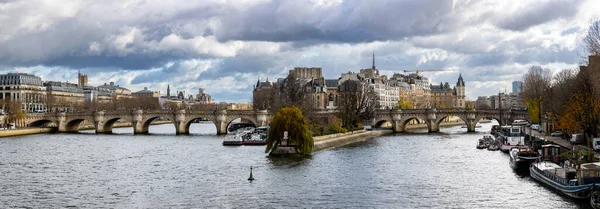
[509,146,539,172]
[529,144,600,199]
[498,126,524,153]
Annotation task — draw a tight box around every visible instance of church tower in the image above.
[167,84,171,97]
[78,70,88,87]
[455,74,466,108]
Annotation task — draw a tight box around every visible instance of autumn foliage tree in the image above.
[265,106,313,155]
[521,66,551,124]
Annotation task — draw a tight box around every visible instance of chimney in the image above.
[110,82,114,86]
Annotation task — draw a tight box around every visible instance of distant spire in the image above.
[167,84,171,97]
[266,76,269,82]
[372,51,376,69]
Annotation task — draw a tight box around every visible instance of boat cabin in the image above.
[541,144,561,162]
[499,126,524,137]
[578,163,600,185]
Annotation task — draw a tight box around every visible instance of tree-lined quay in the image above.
[521,20,600,140]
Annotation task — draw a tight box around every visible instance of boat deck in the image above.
[537,162,569,179]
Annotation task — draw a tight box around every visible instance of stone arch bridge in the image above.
[26,110,271,135]
[370,108,530,132]
[24,108,528,135]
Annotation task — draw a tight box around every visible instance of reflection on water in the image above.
[0,122,591,208]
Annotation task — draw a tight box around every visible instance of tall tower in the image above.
[456,73,466,108]
[78,70,88,87]
[167,85,171,97]
[372,52,376,69]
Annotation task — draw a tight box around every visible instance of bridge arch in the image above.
[374,120,393,129]
[100,117,132,133]
[184,117,218,135]
[137,116,174,134]
[474,116,502,125]
[29,119,56,128]
[400,116,430,132]
[64,118,87,132]
[435,115,468,128]
[226,117,258,132]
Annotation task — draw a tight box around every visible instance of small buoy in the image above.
[248,166,255,181]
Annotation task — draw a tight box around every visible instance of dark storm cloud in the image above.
[216,0,456,43]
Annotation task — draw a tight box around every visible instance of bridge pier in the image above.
[174,110,188,135]
[56,112,75,133]
[428,120,439,133]
[392,120,404,133]
[427,108,439,133]
[93,111,112,133]
[132,110,147,134]
[215,110,228,135]
[466,110,476,132]
[256,110,268,127]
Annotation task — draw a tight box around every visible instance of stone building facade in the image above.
[0,73,46,112]
[430,74,465,108]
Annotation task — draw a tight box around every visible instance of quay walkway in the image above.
[523,127,600,160]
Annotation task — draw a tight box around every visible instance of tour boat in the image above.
[241,133,267,145]
[509,146,539,172]
[529,144,600,199]
[223,129,254,146]
[499,126,524,153]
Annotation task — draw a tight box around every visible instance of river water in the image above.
[0,122,591,208]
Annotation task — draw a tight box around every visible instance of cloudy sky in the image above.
[1,0,598,102]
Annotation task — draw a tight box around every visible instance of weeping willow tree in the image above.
[265,106,313,155]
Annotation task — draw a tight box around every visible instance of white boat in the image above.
[223,129,254,146]
[461,125,482,128]
[499,126,524,153]
[529,144,600,199]
[222,133,244,146]
[512,119,528,126]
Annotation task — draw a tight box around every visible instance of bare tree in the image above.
[475,102,491,110]
[521,66,551,123]
[584,19,600,56]
[545,68,578,128]
[279,73,309,109]
[337,80,378,129]
[252,83,277,110]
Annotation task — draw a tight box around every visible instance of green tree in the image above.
[266,106,313,155]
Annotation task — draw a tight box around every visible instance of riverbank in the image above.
[0,120,173,138]
[313,120,465,152]
[523,126,600,160]
[0,127,56,138]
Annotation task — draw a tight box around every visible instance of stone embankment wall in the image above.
[0,128,56,138]
[312,120,466,152]
[313,130,392,151]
